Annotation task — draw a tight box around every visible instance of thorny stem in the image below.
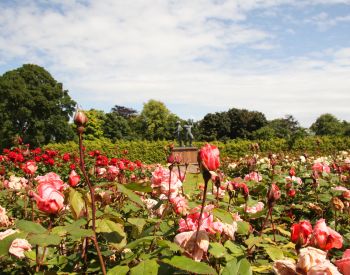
[259,207,273,237]
[78,132,107,275]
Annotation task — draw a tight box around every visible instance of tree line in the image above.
[0,64,349,149]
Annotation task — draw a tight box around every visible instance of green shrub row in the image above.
[44,136,350,164]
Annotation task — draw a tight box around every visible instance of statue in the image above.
[183,119,194,147]
[174,121,183,147]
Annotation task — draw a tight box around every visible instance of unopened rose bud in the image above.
[268,183,281,207]
[74,109,88,127]
[289,167,296,177]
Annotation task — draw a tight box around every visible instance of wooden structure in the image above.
[172,147,198,165]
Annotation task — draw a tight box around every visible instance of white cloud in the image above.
[0,0,349,127]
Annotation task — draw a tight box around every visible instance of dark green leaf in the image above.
[130,259,159,275]
[16,220,46,234]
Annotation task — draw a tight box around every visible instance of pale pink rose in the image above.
[0,229,18,240]
[107,165,119,181]
[179,205,216,233]
[297,247,327,272]
[3,175,28,190]
[35,172,65,191]
[243,202,265,214]
[335,249,350,275]
[151,165,182,200]
[232,212,243,222]
[174,230,209,261]
[9,238,32,258]
[307,260,341,275]
[211,221,224,233]
[96,167,107,177]
[333,186,350,199]
[311,219,343,251]
[244,171,262,182]
[213,186,226,199]
[170,196,189,216]
[285,176,303,185]
[141,198,165,217]
[0,206,11,227]
[222,222,238,240]
[273,259,297,275]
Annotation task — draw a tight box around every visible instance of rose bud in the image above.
[267,183,281,207]
[69,170,81,187]
[288,189,296,198]
[289,167,296,177]
[74,109,88,127]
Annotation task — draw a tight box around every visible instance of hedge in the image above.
[43,136,350,164]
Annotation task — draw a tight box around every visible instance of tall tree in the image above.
[84,109,106,140]
[198,112,230,141]
[137,100,179,140]
[0,64,76,148]
[103,112,133,141]
[310,114,343,136]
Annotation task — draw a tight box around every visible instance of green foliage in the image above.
[0,64,76,148]
[45,136,350,164]
[310,113,344,136]
[84,109,106,140]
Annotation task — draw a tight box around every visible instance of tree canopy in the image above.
[0,64,76,148]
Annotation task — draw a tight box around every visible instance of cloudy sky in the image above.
[0,0,349,127]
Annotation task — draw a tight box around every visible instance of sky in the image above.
[0,0,349,127]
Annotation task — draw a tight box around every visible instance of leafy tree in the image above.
[198,112,230,141]
[103,112,133,141]
[310,114,343,136]
[227,108,267,139]
[111,105,138,119]
[269,115,304,139]
[0,64,76,148]
[84,109,106,140]
[136,100,180,140]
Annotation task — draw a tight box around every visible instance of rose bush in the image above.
[0,119,349,274]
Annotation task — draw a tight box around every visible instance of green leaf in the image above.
[265,246,284,261]
[213,208,233,224]
[16,220,46,234]
[117,183,144,207]
[224,241,245,257]
[107,265,129,275]
[236,221,250,235]
[28,233,61,246]
[96,219,127,250]
[157,240,183,252]
[222,258,252,275]
[162,256,217,275]
[209,242,227,258]
[124,183,153,193]
[130,259,159,275]
[128,218,146,235]
[69,228,94,238]
[126,236,157,249]
[68,187,85,219]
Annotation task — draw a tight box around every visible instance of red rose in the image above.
[288,189,296,198]
[311,219,343,251]
[68,170,80,187]
[198,143,220,171]
[291,220,312,245]
[289,167,296,177]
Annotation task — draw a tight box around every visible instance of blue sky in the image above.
[0,0,349,127]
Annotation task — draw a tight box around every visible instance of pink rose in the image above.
[31,173,65,214]
[335,249,350,275]
[198,144,220,171]
[311,219,343,251]
[174,230,209,262]
[35,172,65,192]
[244,171,262,182]
[170,196,189,216]
[68,170,80,187]
[9,238,32,258]
[3,175,28,190]
[244,202,264,214]
[151,165,182,200]
[22,160,38,175]
[312,162,330,173]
